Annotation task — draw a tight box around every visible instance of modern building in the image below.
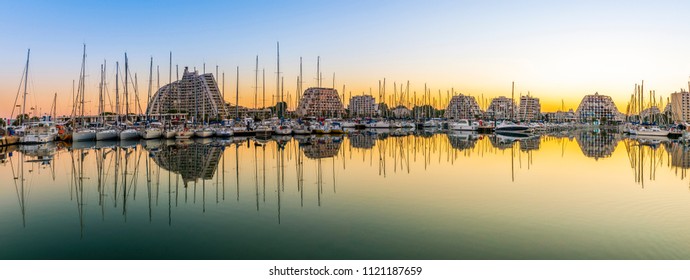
[575,92,623,123]
[146,67,230,121]
[486,96,516,120]
[670,91,690,123]
[444,94,482,120]
[296,87,346,117]
[517,95,541,121]
[544,109,577,123]
[348,95,377,117]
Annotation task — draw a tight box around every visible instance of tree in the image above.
[11,114,29,126]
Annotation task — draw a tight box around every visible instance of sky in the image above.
[2,0,690,117]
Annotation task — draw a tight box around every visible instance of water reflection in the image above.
[6,130,690,259]
[302,136,343,159]
[576,130,620,160]
[447,131,479,151]
[150,141,223,185]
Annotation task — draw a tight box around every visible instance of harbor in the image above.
[2,128,690,259]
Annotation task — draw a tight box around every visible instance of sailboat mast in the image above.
[236,66,239,119]
[169,52,172,123]
[316,56,320,87]
[99,63,104,125]
[125,53,129,123]
[147,57,153,122]
[276,42,281,118]
[80,44,86,126]
[21,49,30,125]
[299,57,303,104]
[511,81,515,121]
[254,55,259,110]
[116,62,119,125]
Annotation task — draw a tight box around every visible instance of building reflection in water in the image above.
[575,130,620,160]
[149,141,224,187]
[666,142,690,169]
[446,131,479,151]
[301,135,343,159]
[348,132,376,150]
[519,136,541,152]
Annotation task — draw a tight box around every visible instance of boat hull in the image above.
[96,129,119,141]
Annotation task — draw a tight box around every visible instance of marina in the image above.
[3,129,690,259]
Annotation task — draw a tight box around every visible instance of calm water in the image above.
[2,129,690,259]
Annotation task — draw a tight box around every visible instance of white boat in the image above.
[341,121,357,128]
[72,128,97,142]
[449,119,477,131]
[163,129,177,139]
[175,128,194,139]
[119,128,140,140]
[633,126,669,137]
[96,127,119,141]
[329,122,344,134]
[215,127,234,137]
[313,123,331,134]
[20,121,58,144]
[140,127,163,139]
[292,124,310,134]
[274,124,293,135]
[423,119,441,128]
[367,120,391,128]
[494,120,530,132]
[194,127,214,138]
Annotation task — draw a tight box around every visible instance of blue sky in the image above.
[2,0,690,116]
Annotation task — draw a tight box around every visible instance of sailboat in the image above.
[194,75,214,138]
[96,62,119,141]
[73,45,97,142]
[140,58,162,139]
[119,53,140,140]
[18,49,59,144]
[163,52,178,139]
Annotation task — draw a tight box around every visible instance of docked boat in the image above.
[140,124,163,139]
[20,121,59,144]
[329,122,344,134]
[0,128,19,146]
[274,124,293,135]
[632,126,669,137]
[194,127,214,138]
[72,128,97,142]
[367,120,391,129]
[96,126,119,141]
[292,124,311,135]
[163,129,177,139]
[449,119,477,131]
[175,127,194,139]
[494,120,530,132]
[232,125,254,136]
[215,127,234,137]
[119,128,140,140]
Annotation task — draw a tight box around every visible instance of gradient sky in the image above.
[2,0,690,117]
